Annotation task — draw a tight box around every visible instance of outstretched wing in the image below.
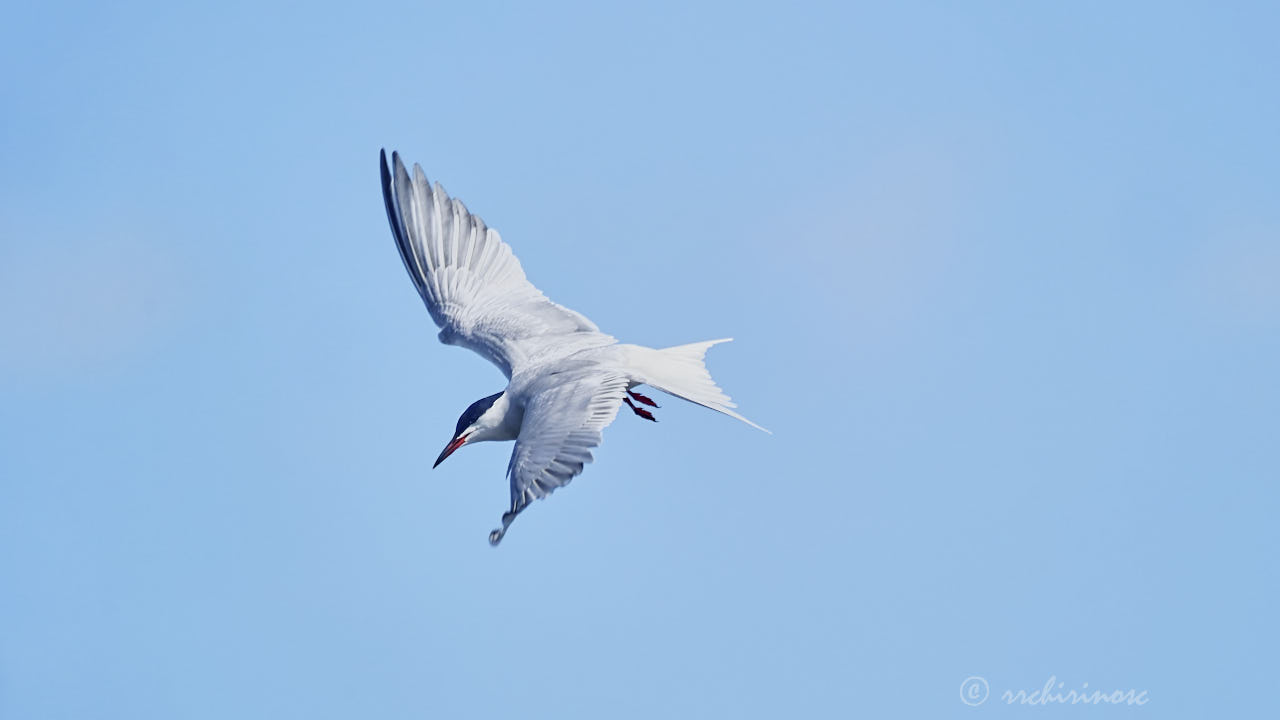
[488,372,630,544]
[380,150,605,378]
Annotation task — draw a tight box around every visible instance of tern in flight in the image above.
[380,150,767,544]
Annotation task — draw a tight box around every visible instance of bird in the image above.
[380,150,768,545]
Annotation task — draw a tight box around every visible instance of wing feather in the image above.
[487,372,629,544]
[381,150,608,377]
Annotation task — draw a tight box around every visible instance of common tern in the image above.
[380,150,767,545]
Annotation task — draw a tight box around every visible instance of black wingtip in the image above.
[379,149,404,251]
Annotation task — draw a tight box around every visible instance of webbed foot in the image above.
[624,397,657,422]
[627,390,659,407]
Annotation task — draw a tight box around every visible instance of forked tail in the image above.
[626,339,770,433]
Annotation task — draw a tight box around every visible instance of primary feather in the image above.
[380,150,608,377]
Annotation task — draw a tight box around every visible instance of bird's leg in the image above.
[624,396,657,422]
[627,390,659,408]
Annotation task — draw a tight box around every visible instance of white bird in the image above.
[380,150,768,545]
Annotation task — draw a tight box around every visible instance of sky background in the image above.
[1,1,1277,717]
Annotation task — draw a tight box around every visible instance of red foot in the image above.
[624,397,657,422]
[627,390,659,407]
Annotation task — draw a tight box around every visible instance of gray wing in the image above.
[488,372,630,545]
[380,150,608,378]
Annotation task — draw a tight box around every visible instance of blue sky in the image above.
[1,1,1277,717]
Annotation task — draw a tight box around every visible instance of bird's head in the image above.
[434,391,506,468]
